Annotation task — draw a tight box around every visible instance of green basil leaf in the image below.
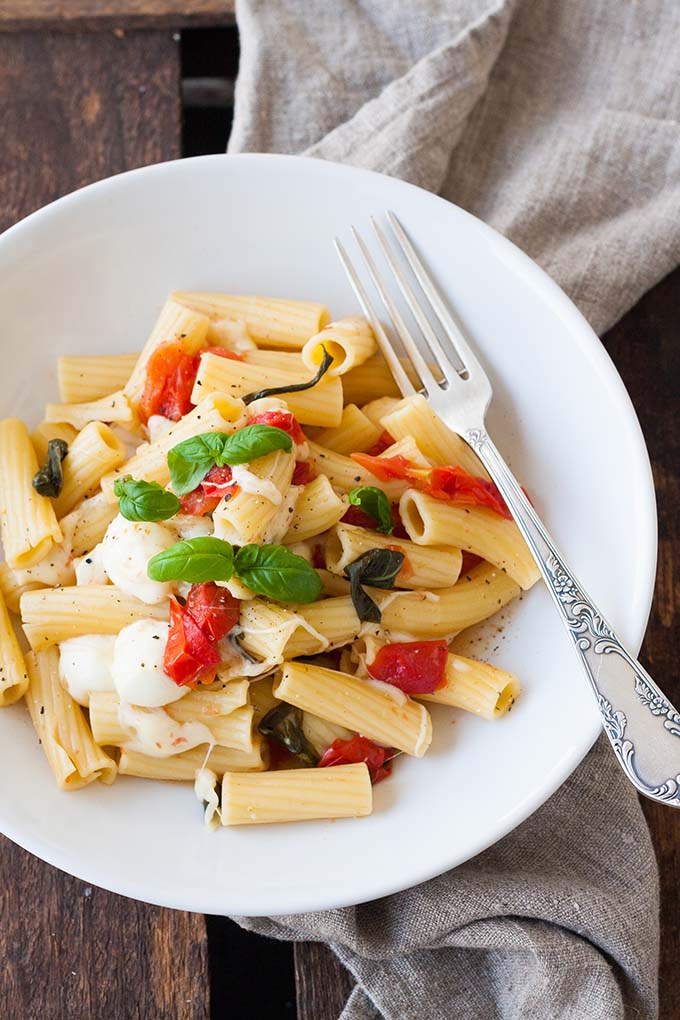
[243,346,333,403]
[113,476,181,522]
[344,548,405,623]
[258,703,319,766]
[167,426,292,495]
[216,424,292,465]
[348,486,394,534]
[167,448,214,496]
[234,544,322,603]
[147,536,234,583]
[32,438,68,498]
[167,433,229,496]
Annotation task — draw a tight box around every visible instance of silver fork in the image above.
[336,210,680,808]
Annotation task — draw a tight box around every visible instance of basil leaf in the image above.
[344,548,405,623]
[243,346,333,404]
[348,486,394,534]
[32,438,68,498]
[167,433,229,495]
[217,424,292,464]
[113,476,181,522]
[167,426,292,495]
[258,703,319,766]
[167,447,214,496]
[147,536,234,583]
[234,544,323,603]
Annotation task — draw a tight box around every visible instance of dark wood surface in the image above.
[0,27,213,1020]
[0,19,678,1020]
[0,1,233,32]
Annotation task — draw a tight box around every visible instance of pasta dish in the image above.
[0,293,538,828]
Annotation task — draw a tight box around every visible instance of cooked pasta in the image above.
[0,418,63,569]
[57,353,139,403]
[172,291,330,348]
[0,288,535,828]
[301,316,376,376]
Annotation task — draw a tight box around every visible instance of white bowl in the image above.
[0,154,656,916]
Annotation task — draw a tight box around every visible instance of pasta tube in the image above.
[89,693,254,752]
[172,291,330,348]
[360,396,403,429]
[341,354,403,404]
[25,649,116,789]
[275,661,432,756]
[123,298,210,407]
[418,654,520,719]
[0,418,62,569]
[0,562,41,616]
[0,589,29,705]
[52,421,127,518]
[307,442,406,500]
[119,735,268,779]
[399,489,540,590]
[282,596,360,658]
[220,763,372,825]
[314,404,381,456]
[45,390,134,431]
[20,586,168,650]
[283,474,346,544]
[63,491,118,556]
[31,421,78,465]
[325,523,462,590]
[191,353,343,427]
[301,316,376,376]
[238,599,329,661]
[57,353,139,403]
[212,449,294,546]
[379,562,520,638]
[381,394,486,478]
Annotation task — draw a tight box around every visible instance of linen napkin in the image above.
[228,1,680,1016]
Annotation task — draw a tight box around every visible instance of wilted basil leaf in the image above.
[243,347,333,403]
[32,438,68,498]
[258,703,319,766]
[344,547,405,623]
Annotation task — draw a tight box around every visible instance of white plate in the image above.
[0,154,656,916]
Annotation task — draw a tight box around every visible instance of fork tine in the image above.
[387,211,486,382]
[334,238,416,397]
[351,227,440,396]
[371,217,461,384]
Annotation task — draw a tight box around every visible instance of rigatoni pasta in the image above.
[0,290,536,831]
[0,418,63,569]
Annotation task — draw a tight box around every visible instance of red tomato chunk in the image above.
[185,582,240,642]
[318,735,392,784]
[249,409,306,445]
[367,639,448,695]
[164,596,221,687]
[139,341,200,424]
[351,453,511,518]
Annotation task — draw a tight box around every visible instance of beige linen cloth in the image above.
[228,2,680,1016]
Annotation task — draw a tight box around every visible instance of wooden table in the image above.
[0,6,677,1018]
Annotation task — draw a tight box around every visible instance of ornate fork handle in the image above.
[467,427,680,806]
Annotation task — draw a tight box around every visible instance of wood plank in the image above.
[0,31,181,231]
[0,0,233,31]
[0,29,210,1020]
[603,265,680,1020]
[295,942,355,1020]
[294,265,680,1018]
